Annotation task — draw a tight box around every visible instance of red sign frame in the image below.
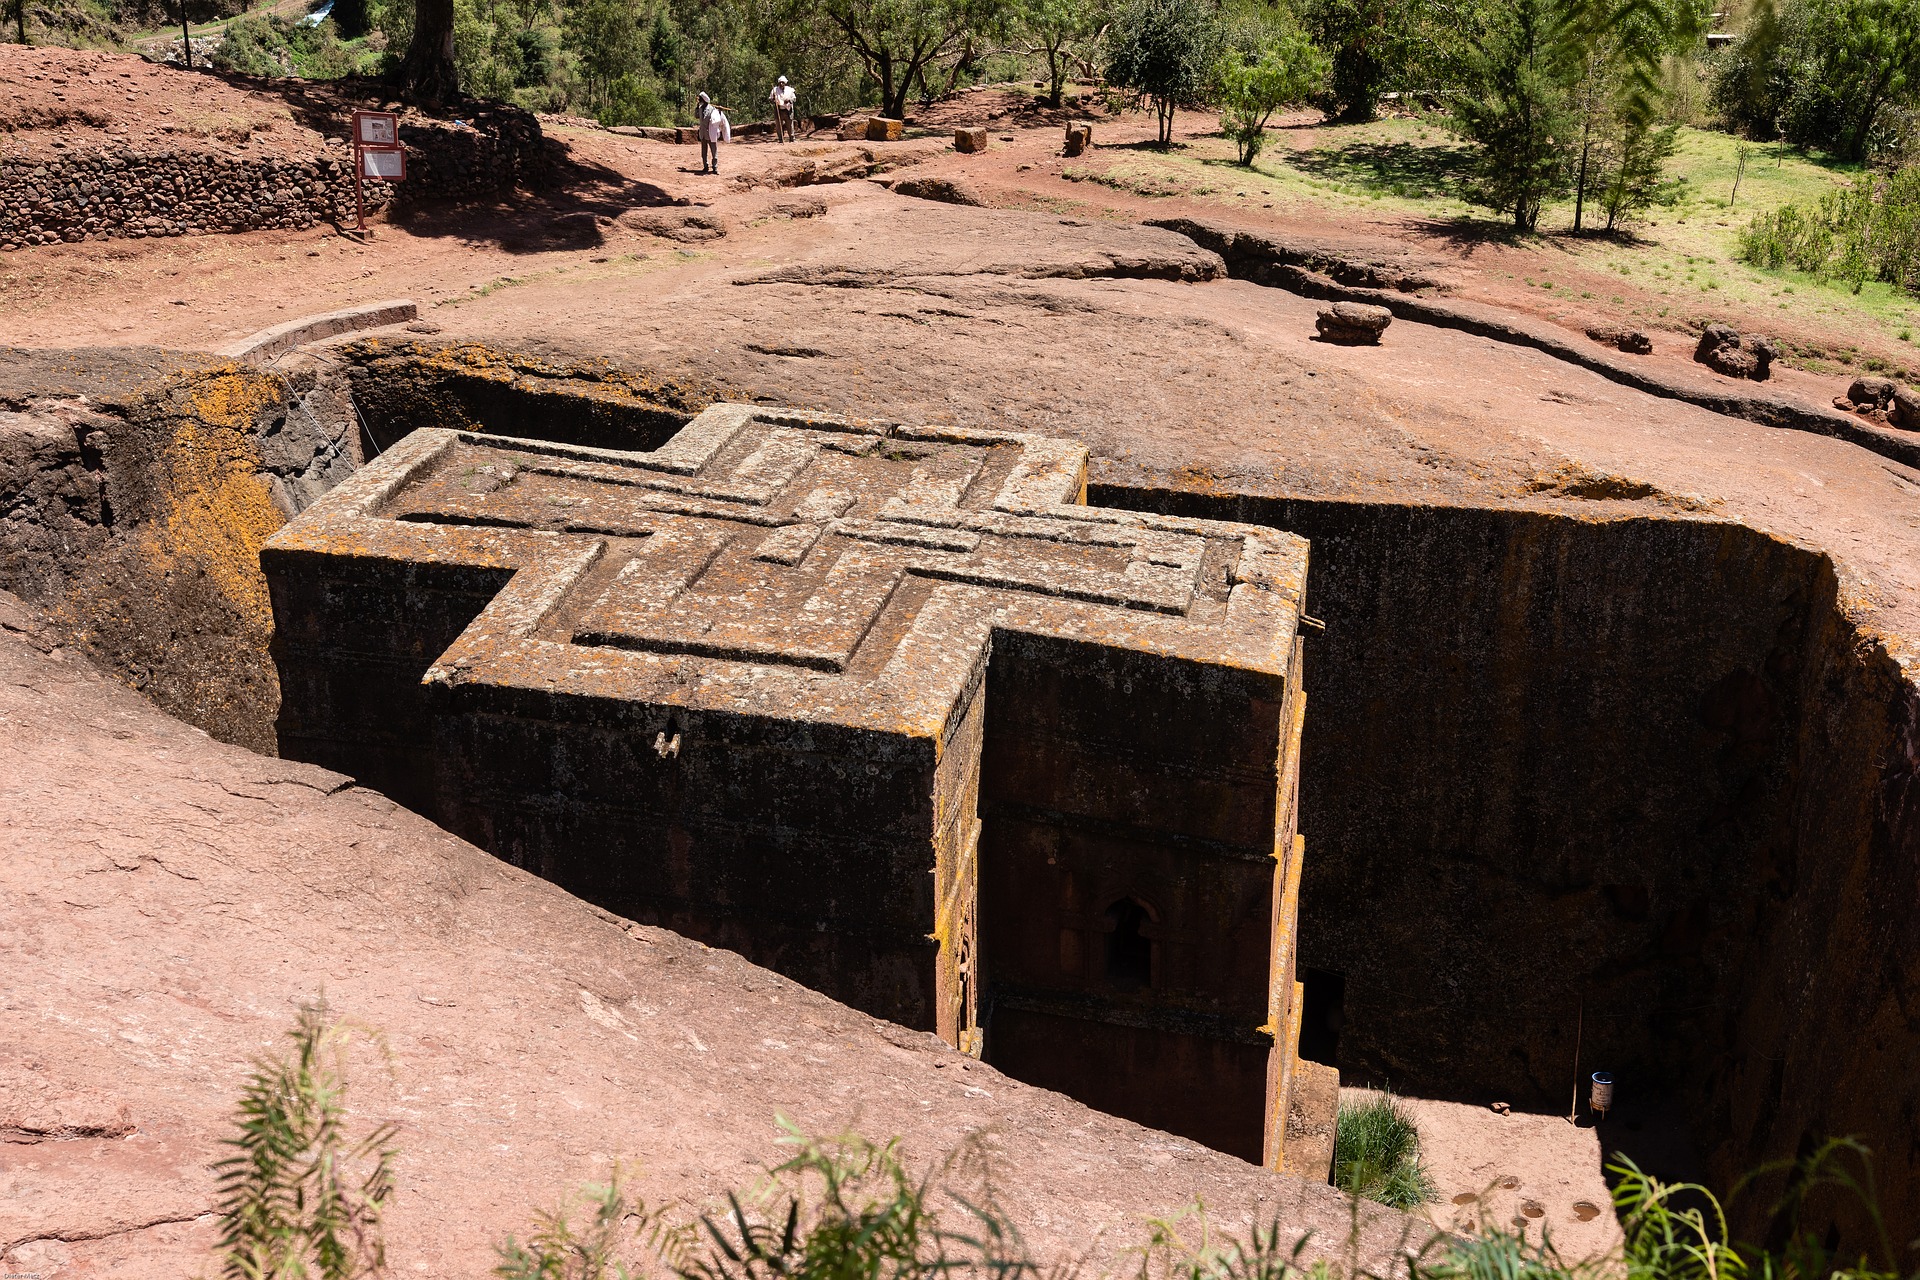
[353,110,400,147]
[347,110,405,237]
[358,145,407,181]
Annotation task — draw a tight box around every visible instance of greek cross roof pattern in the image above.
[264,404,1309,737]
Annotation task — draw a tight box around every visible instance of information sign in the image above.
[359,146,407,181]
[353,111,400,147]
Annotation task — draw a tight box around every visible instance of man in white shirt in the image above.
[695,91,730,175]
[770,75,798,144]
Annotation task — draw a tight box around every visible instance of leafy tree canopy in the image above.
[1104,0,1223,143]
[1217,28,1331,163]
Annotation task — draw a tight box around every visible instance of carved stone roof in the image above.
[264,404,1309,742]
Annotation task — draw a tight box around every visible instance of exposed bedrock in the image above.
[1096,485,1920,1243]
[6,341,1919,1247]
[0,346,358,751]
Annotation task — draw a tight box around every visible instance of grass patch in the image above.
[1105,117,1920,361]
[1289,137,1476,201]
[1331,1092,1435,1211]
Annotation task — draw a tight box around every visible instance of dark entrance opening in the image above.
[1298,967,1345,1066]
[1104,898,1154,993]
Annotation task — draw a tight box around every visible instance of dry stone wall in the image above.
[1,145,387,247]
[1,106,551,250]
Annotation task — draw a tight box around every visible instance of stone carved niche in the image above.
[263,403,1319,1167]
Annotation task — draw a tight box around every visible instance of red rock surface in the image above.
[0,593,1422,1278]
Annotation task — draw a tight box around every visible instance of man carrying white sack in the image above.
[696,92,731,174]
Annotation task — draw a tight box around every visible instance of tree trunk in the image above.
[878,51,903,120]
[1848,89,1885,162]
[14,0,27,44]
[1573,128,1591,232]
[1157,96,1174,145]
[402,0,460,104]
[1047,47,1064,108]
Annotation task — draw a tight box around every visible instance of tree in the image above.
[808,0,1008,121]
[1449,0,1576,231]
[1216,29,1331,163]
[1712,0,1920,161]
[1299,0,1403,121]
[1593,118,1680,229]
[1104,0,1221,145]
[1788,0,1920,160]
[1562,0,1706,229]
[1016,0,1098,108]
[563,0,647,111]
[400,0,461,100]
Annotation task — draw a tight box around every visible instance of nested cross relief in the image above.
[380,414,1242,674]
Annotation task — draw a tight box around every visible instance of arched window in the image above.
[1104,897,1153,993]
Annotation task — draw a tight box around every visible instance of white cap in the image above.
[777,75,788,84]
[698,91,710,102]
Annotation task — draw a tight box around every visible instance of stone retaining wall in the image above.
[1,105,552,250]
[1,145,388,247]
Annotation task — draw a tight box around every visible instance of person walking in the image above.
[695,91,730,174]
[769,75,797,143]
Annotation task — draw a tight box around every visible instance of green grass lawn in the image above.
[1069,114,1920,367]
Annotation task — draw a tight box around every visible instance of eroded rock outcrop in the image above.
[1315,302,1393,345]
[1694,323,1778,381]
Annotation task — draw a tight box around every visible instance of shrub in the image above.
[1216,30,1332,165]
[1131,1202,1326,1280]
[684,1122,1035,1280]
[1422,1226,1600,1280]
[211,15,293,77]
[1738,167,1920,294]
[210,13,358,78]
[212,1000,397,1280]
[1330,1093,1434,1211]
[495,1172,691,1280]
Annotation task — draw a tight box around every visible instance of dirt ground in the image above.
[4,67,1903,397]
[1350,1089,1622,1263]
[0,44,339,157]
[6,92,1918,663]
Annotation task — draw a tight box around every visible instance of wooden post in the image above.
[1567,993,1583,1124]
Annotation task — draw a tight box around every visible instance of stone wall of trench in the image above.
[1096,484,1920,1244]
[0,346,358,751]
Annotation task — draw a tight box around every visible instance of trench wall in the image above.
[340,339,716,456]
[1095,483,1920,1243]
[0,347,357,750]
[8,343,1918,1242]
